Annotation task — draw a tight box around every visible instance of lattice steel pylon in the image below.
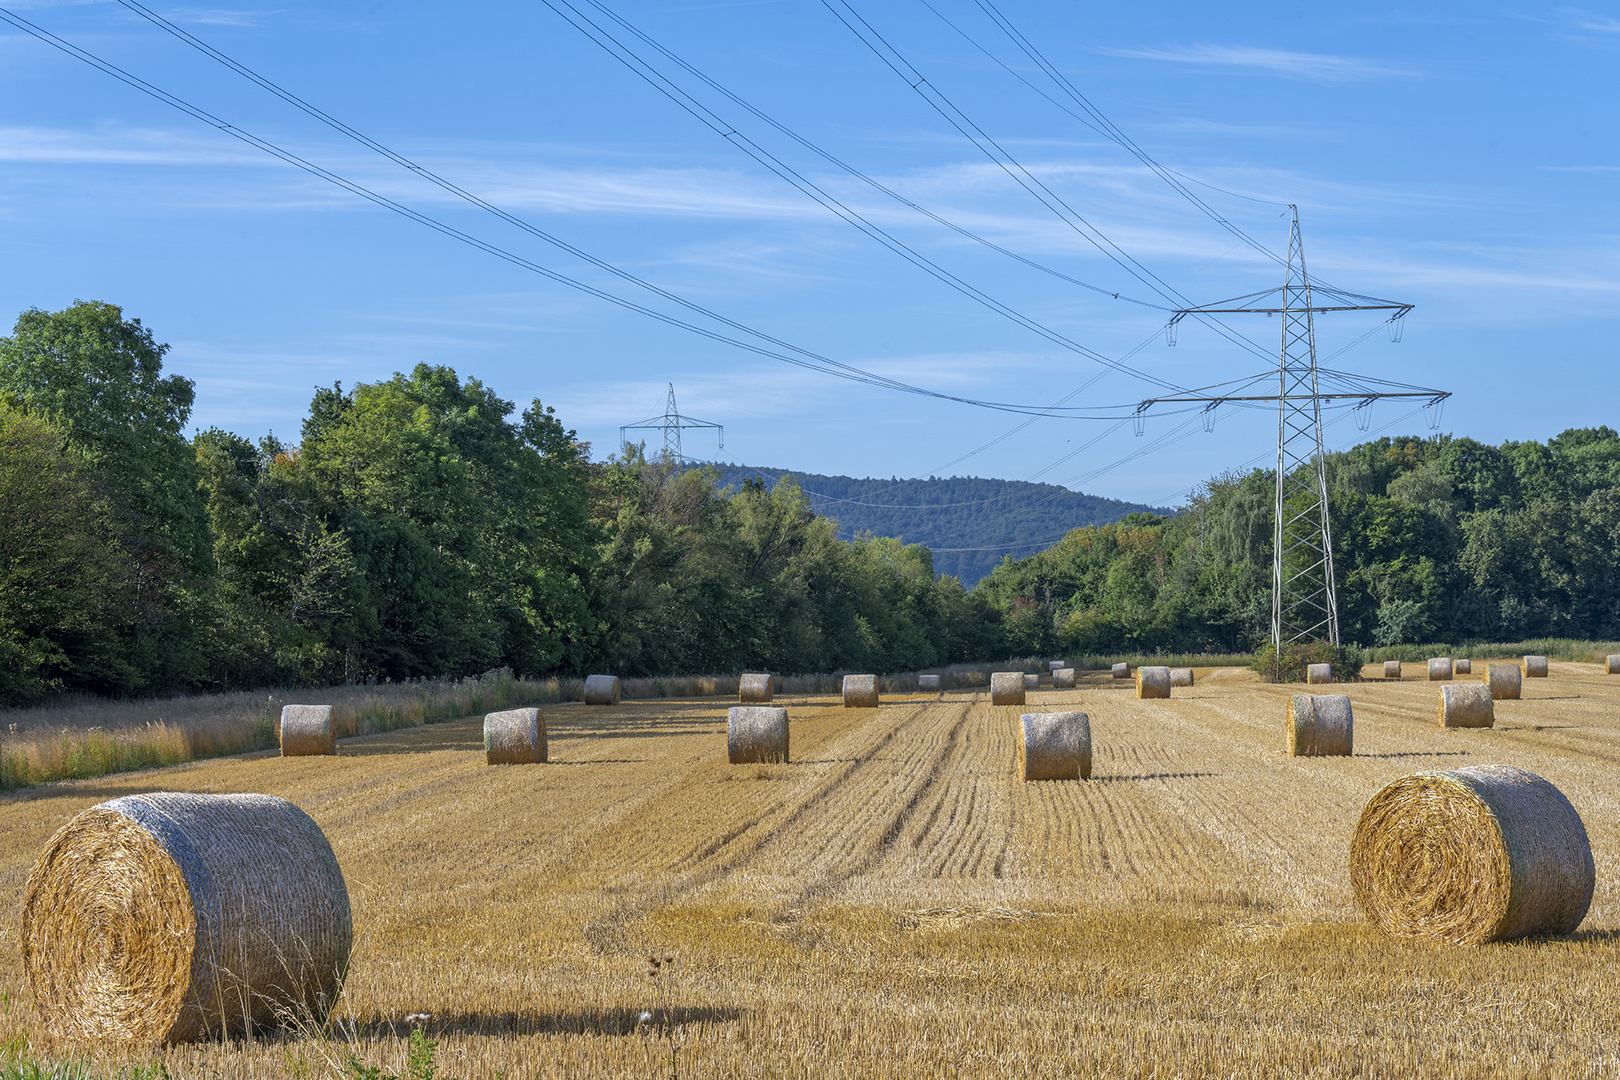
[619,384,723,464]
[1142,206,1448,648]
[1269,208,1338,646]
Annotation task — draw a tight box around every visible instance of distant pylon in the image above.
[619,384,723,464]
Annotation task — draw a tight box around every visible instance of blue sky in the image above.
[1,1,1616,509]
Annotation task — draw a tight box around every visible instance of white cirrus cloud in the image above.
[1097,43,1417,83]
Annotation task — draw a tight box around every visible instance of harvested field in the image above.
[4,663,1620,1076]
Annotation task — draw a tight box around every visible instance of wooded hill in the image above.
[707,465,1165,586]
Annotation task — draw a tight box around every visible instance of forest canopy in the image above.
[1,301,1615,705]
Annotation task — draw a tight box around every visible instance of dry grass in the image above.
[3,665,1620,1075]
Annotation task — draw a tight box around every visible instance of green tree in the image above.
[299,365,592,680]
[0,302,211,691]
[0,406,136,703]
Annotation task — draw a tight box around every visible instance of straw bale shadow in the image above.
[1356,751,1471,759]
[1498,724,1581,731]
[1091,771,1218,782]
[349,1005,742,1039]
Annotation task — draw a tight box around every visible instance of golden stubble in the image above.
[2,666,1619,1077]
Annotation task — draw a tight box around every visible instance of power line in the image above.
[569,0,1175,313]
[0,5,1166,420]
[963,0,1290,265]
[533,0,1188,391]
[820,0,1278,366]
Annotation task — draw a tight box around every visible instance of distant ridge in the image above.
[707,464,1170,586]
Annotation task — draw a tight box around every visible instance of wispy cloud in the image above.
[1097,43,1417,82]
[156,8,274,27]
[0,125,266,166]
[1551,6,1620,33]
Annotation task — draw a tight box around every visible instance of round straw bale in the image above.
[1438,683,1494,729]
[484,707,546,764]
[1136,666,1171,699]
[583,675,621,705]
[738,673,774,704]
[1048,660,1067,671]
[1111,662,1130,679]
[1455,658,1472,675]
[22,792,352,1044]
[1305,663,1333,685]
[1287,694,1353,756]
[1428,657,1453,681]
[279,705,335,757]
[1023,673,1040,690]
[1484,662,1522,700]
[917,673,942,693]
[1608,654,1620,675]
[842,674,878,708]
[1053,667,1076,689]
[1169,668,1194,687]
[728,706,788,764]
[1384,660,1402,679]
[1350,764,1594,944]
[990,671,1025,707]
[1523,655,1549,678]
[1018,711,1091,781]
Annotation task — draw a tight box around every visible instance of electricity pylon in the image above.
[620,384,724,464]
[1142,206,1447,647]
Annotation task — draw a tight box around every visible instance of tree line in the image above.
[0,302,998,705]
[3,301,1616,706]
[978,426,1620,656]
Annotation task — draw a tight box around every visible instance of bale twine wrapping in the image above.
[1023,673,1040,690]
[842,674,879,709]
[21,792,352,1044]
[917,674,942,693]
[1136,666,1171,699]
[1455,658,1472,675]
[990,672,1025,707]
[1053,668,1076,690]
[1428,657,1453,681]
[583,675,621,706]
[728,706,788,764]
[1170,668,1194,687]
[738,673,774,704]
[484,707,546,764]
[1607,654,1620,675]
[1523,655,1549,678]
[1018,711,1091,781]
[279,705,335,757]
[1384,660,1402,679]
[1111,662,1130,679]
[1485,662,1522,701]
[1287,694,1353,756]
[1305,663,1333,685]
[1438,684,1494,729]
[1349,764,1594,945]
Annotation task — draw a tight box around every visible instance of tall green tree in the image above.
[0,302,211,691]
[0,406,136,703]
[298,365,593,679]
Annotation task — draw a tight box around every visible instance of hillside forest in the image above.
[706,465,1161,586]
[2,301,1618,706]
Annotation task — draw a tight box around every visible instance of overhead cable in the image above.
[532,0,1187,390]
[1,5,1159,418]
[819,0,1277,365]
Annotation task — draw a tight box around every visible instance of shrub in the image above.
[1252,640,1365,683]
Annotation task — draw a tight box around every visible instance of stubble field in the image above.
[4,662,1620,1078]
